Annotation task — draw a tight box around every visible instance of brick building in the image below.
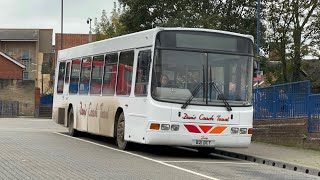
[0,51,25,79]
[55,33,96,64]
[0,29,53,88]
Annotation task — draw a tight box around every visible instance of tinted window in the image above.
[57,62,65,94]
[156,31,253,54]
[90,55,104,94]
[117,51,134,95]
[102,53,118,95]
[69,59,81,94]
[135,50,151,96]
[65,62,70,84]
[79,57,92,95]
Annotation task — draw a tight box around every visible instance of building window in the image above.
[22,59,30,70]
[22,50,30,60]
[23,71,29,80]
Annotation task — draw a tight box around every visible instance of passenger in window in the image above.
[160,74,170,87]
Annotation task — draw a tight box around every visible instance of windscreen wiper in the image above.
[209,66,232,111]
[181,82,203,109]
[210,81,232,111]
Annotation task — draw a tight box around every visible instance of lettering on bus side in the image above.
[199,114,214,121]
[79,101,87,116]
[216,115,230,122]
[182,113,196,120]
[88,103,98,118]
[181,113,230,122]
[99,103,108,119]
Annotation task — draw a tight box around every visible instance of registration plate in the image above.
[192,140,215,146]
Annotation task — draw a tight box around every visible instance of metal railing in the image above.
[308,94,320,133]
[0,100,19,117]
[254,80,310,120]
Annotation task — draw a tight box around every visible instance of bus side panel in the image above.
[99,97,121,137]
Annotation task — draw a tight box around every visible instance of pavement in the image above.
[218,141,320,175]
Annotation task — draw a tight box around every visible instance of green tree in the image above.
[291,0,319,81]
[119,0,265,45]
[94,2,125,40]
[265,0,294,83]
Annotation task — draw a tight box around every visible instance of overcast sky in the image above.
[0,0,115,44]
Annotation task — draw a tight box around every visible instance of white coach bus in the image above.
[53,27,254,152]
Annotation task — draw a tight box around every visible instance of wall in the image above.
[0,55,23,79]
[253,118,320,150]
[39,29,53,53]
[55,33,97,65]
[0,80,35,116]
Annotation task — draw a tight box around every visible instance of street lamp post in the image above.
[257,0,261,55]
[61,0,64,50]
[87,18,92,43]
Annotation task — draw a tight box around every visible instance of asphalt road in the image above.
[0,118,317,180]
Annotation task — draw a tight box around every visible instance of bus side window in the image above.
[56,62,65,94]
[79,57,92,95]
[69,59,81,94]
[117,51,134,96]
[135,50,151,96]
[65,62,70,84]
[90,55,104,94]
[102,53,118,95]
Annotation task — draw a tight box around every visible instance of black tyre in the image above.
[68,107,79,137]
[116,112,130,150]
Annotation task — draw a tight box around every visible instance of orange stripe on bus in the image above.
[209,126,227,134]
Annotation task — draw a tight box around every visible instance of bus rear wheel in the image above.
[68,107,79,137]
[116,112,130,150]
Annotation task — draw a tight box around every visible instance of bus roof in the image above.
[57,27,254,62]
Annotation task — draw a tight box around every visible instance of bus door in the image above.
[54,61,70,126]
[127,49,152,142]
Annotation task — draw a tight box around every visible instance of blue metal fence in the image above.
[308,94,320,133]
[40,95,53,105]
[254,80,310,120]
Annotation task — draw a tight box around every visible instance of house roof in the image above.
[0,52,25,69]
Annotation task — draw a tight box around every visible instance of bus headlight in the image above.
[240,128,247,134]
[231,127,239,134]
[171,124,179,131]
[161,124,170,131]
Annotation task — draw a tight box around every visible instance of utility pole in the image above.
[61,0,64,50]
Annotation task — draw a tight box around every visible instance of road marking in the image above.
[162,160,257,165]
[54,132,220,180]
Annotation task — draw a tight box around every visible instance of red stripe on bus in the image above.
[184,125,201,133]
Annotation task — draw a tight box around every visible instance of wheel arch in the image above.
[114,107,123,137]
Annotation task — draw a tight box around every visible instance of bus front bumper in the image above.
[144,130,252,148]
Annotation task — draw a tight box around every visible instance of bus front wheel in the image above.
[68,107,79,137]
[116,112,130,150]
